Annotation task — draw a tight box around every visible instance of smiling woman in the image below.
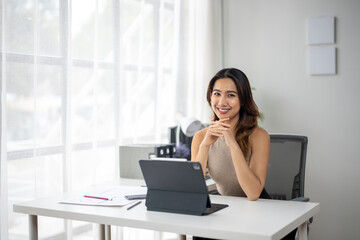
[190,68,271,240]
[192,68,270,200]
[189,68,272,240]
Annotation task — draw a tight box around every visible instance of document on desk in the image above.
[59,186,147,206]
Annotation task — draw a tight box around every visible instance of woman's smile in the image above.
[217,107,230,114]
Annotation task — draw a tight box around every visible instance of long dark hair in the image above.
[206,68,259,159]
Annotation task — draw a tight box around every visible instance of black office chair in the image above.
[265,134,308,201]
[265,134,312,239]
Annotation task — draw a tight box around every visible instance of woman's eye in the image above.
[213,92,220,96]
[228,94,235,97]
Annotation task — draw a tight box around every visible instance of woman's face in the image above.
[211,78,241,121]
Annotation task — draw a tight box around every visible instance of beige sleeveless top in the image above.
[207,137,250,197]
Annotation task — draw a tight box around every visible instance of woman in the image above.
[191,68,270,201]
[191,68,297,240]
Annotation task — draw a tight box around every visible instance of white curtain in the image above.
[174,0,223,124]
[0,0,223,239]
[1,51,9,240]
[1,0,9,235]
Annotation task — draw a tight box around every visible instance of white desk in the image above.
[13,189,319,240]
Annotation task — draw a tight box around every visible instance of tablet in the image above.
[139,159,228,215]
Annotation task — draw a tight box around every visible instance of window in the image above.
[1,0,177,238]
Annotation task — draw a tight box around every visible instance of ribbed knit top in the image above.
[207,137,250,197]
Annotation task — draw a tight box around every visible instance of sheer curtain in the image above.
[1,1,9,238]
[1,31,9,239]
[174,0,223,124]
[0,0,223,239]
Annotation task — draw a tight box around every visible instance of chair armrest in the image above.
[291,197,309,202]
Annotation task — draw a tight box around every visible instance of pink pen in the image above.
[83,195,111,200]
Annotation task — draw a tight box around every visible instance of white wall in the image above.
[223,0,360,239]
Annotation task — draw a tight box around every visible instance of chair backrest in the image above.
[265,134,308,200]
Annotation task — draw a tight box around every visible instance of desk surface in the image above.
[13,189,319,240]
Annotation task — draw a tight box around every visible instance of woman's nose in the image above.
[219,96,227,105]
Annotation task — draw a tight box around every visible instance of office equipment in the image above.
[125,194,146,200]
[119,144,175,179]
[139,159,228,215]
[13,181,320,240]
[127,200,142,210]
[175,112,203,137]
[169,126,193,160]
[168,113,205,160]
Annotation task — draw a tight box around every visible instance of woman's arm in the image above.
[224,127,270,201]
[191,120,229,176]
[191,129,210,176]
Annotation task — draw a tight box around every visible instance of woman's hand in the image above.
[201,118,232,147]
[216,119,237,148]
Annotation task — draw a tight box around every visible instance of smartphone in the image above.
[125,194,147,200]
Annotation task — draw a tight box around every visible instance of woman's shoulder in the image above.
[250,126,270,143]
[191,128,208,149]
[193,128,208,140]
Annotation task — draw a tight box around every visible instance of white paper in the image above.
[59,186,147,206]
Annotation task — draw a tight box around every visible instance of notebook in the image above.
[139,159,228,216]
